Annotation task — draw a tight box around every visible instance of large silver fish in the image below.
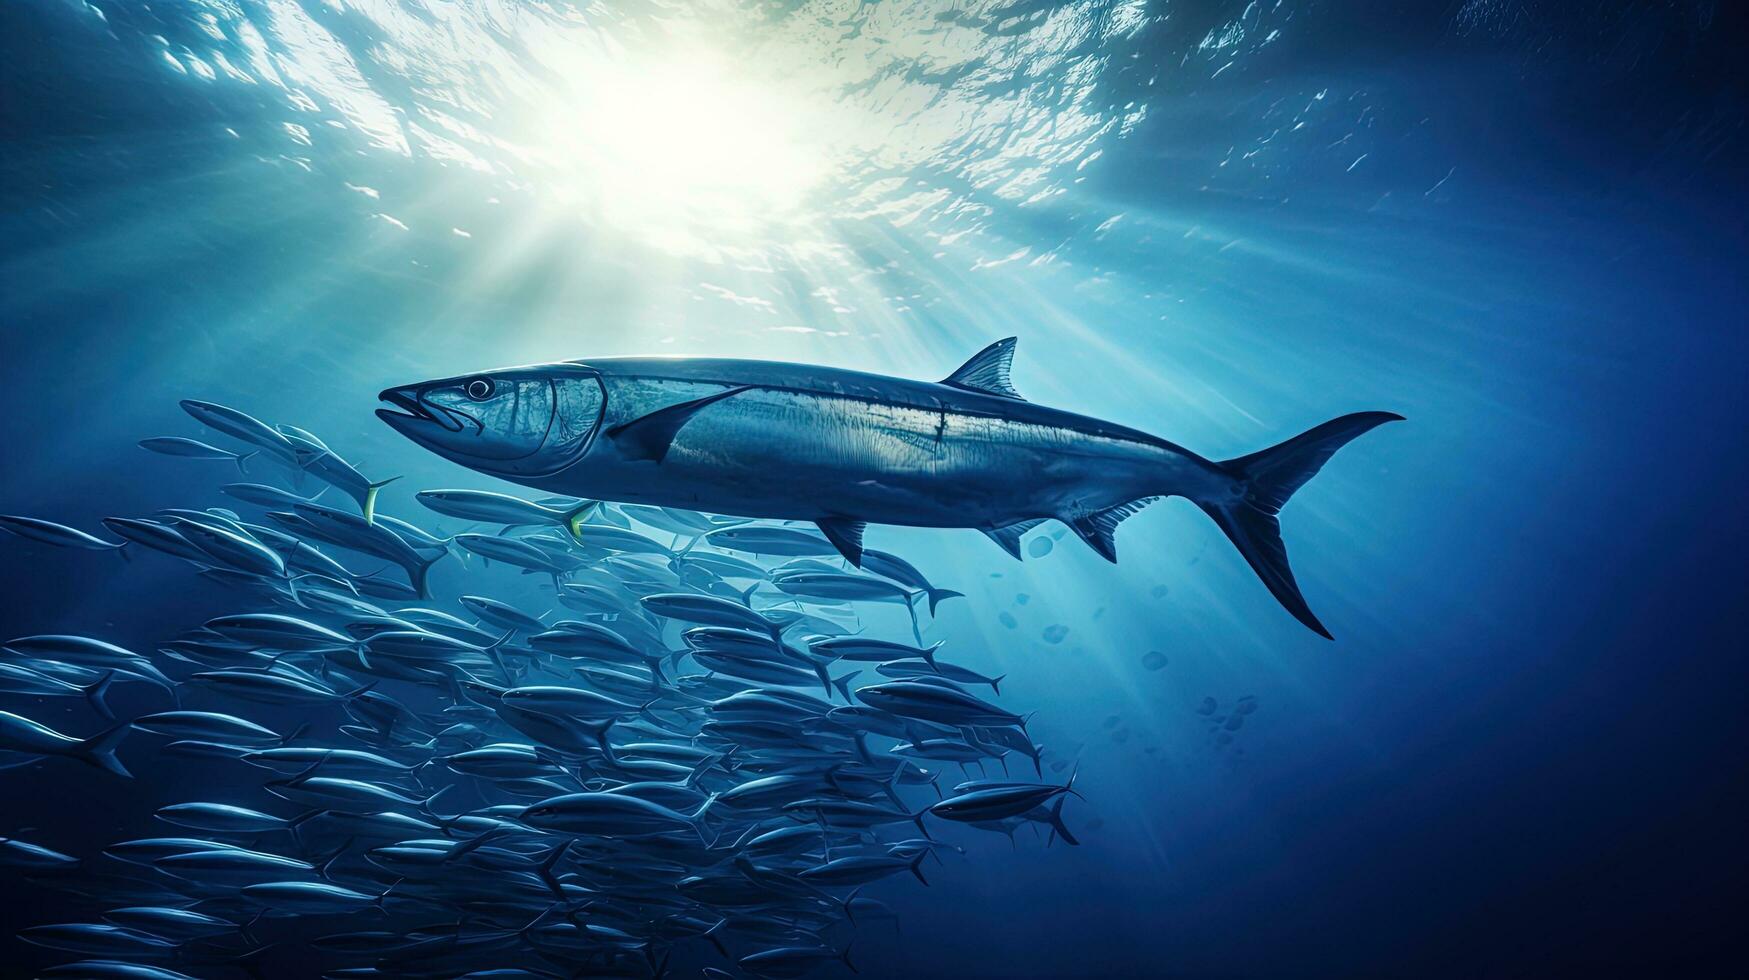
[378,338,1399,637]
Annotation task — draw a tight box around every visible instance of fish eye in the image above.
[465,378,494,401]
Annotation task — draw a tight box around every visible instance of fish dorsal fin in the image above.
[1068,497,1160,563]
[605,386,751,463]
[816,518,867,567]
[941,338,1024,400]
[982,518,1045,560]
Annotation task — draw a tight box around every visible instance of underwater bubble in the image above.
[1196,696,1217,716]
[1042,624,1068,644]
[1150,584,1169,598]
[1015,593,1030,605]
[1027,536,1053,558]
[1141,650,1167,670]
[998,611,1018,629]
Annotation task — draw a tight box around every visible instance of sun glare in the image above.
[523,43,828,250]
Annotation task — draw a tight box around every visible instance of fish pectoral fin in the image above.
[605,386,752,463]
[982,518,1045,560]
[816,518,867,567]
[1067,497,1160,563]
[940,337,1025,400]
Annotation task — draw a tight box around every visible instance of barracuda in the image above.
[378,338,1399,637]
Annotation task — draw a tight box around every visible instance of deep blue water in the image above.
[1,1,1744,977]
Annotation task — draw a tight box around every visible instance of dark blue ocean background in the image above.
[1,1,1743,976]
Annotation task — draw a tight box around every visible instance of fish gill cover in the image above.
[2,0,1747,978]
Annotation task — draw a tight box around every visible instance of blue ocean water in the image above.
[1,1,1743,976]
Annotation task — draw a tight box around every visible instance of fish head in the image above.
[377,365,605,478]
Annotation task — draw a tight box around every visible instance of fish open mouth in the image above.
[376,386,463,434]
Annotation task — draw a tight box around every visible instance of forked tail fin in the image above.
[923,588,964,616]
[406,551,443,599]
[83,671,116,721]
[563,500,599,544]
[1199,411,1403,640]
[77,722,132,778]
[362,477,399,526]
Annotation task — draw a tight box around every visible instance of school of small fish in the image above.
[0,399,1080,979]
